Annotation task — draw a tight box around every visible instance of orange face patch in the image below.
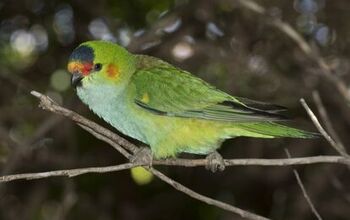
[107,64,119,78]
[67,61,93,76]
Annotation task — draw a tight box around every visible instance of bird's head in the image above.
[67,41,136,88]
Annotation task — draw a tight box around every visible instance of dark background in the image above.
[0,0,349,219]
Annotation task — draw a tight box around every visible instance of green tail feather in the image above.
[235,122,319,139]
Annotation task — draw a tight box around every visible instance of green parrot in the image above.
[67,41,316,171]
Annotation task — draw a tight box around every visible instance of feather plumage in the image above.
[68,41,318,159]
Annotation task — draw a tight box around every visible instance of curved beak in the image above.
[71,72,83,88]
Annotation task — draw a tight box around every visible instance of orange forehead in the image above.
[107,64,119,78]
[67,61,92,76]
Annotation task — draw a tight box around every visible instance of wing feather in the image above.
[131,57,288,123]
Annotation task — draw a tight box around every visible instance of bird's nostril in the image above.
[71,73,83,88]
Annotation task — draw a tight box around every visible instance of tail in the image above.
[230,122,319,139]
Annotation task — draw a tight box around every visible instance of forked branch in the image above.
[1,91,349,220]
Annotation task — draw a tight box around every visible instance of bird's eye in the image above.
[94,63,102,71]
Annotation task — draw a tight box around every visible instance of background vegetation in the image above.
[0,0,349,219]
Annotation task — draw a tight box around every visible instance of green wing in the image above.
[131,59,288,123]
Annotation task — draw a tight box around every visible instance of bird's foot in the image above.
[131,147,153,167]
[205,151,225,172]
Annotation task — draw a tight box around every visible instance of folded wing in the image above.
[132,65,288,123]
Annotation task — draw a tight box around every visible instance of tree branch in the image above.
[155,156,350,167]
[285,149,323,220]
[30,91,139,155]
[312,91,346,152]
[28,91,270,220]
[150,168,269,220]
[1,155,348,184]
[3,91,348,220]
[0,163,136,183]
[300,98,349,158]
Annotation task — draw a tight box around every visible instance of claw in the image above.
[131,147,153,167]
[205,151,225,172]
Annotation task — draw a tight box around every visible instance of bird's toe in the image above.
[205,151,225,172]
[131,147,153,167]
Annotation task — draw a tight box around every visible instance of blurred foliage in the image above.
[0,0,350,219]
[109,0,175,27]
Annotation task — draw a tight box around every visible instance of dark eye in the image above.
[94,63,102,71]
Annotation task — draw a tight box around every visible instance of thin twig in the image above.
[1,156,349,183]
[153,156,350,167]
[300,98,349,157]
[150,168,269,220]
[312,91,346,152]
[30,91,138,155]
[285,149,323,220]
[0,163,136,183]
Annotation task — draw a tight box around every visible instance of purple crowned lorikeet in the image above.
[67,41,316,171]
